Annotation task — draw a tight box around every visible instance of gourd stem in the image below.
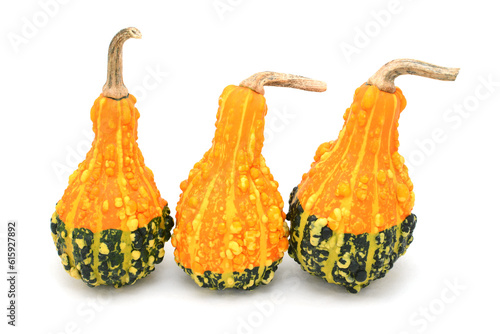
[367,59,459,93]
[240,71,327,95]
[102,27,142,99]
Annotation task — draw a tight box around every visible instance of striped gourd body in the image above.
[173,85,289,290]
[288,83,417,293]
[51,94,173,287]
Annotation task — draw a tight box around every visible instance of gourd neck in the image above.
[211,72,326,164]
[212,86,267,164]
[338,58,459,152]
[339,84,404,157]
[91,97,139,148]
[102,27,142,100]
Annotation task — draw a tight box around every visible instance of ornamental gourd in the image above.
[50,28,174,287]
[287,59,459,293]
[172,72,326,289]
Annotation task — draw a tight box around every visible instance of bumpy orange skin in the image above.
[288,83,417,293]
[51,94,173,287]
[57,95,167,231]
[172,85,289,289]
[297,84,413,232]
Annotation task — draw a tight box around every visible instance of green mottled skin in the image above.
[287,187,417,293]
[51,205,174,288]
[178,259,282,290]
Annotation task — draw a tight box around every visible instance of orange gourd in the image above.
[287,59,459,293]
[173,72,326,289]
[50,28,174,287]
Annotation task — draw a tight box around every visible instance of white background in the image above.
[1,1,499,333]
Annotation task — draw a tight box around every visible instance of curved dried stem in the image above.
[240,71,327,95]
[102,27,142,99]
[367,59,459,93]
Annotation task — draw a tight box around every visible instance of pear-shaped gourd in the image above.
[172,72,326,289]
[50,28,174,287]
[287,59,459,293]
